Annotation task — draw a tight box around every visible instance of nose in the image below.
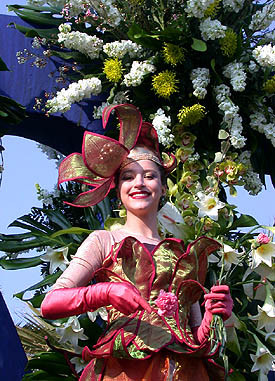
[134,174,144,188]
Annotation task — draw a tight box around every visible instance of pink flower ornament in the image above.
[256,233,270,245]
[155,289,178,317]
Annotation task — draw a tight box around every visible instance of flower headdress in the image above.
[58,103,176,207]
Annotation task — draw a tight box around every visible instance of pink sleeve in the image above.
[52,230,114,289]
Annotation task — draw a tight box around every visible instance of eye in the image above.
[145,173,155,179]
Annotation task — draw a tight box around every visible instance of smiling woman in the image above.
[40,103,233,381]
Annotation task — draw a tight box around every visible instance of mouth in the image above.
[129,191,150,199]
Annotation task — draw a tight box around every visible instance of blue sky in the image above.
[0,1,274,324]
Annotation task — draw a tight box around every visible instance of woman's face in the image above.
[118,159,165,217]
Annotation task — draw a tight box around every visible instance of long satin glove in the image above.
[193,285,233,344]
[41,282,152,320]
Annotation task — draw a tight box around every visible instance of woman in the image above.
[41,104,233,380]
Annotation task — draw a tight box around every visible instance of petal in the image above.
[83,132,129,178]
[65,177,114,207]
[102,103,142,150]
[58,152,98,187]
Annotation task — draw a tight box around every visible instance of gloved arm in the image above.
[192,285,233,344]
[41,282,152,320]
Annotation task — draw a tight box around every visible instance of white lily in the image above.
[87,307,108,322]
[251,241,275,268]
[70,357,88,374]
[56,316,88,349]
[250,285,275,333]
[41,246,70,274]
[217,243,242,271]
[250,335,274,375]
[193,192,225,221]
[158,202,184,237]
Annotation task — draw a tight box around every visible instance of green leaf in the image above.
[0,236,52,252]
[9,22,58,39]
[43,209,73,229]
[191,38,207,52]
[226,326,241,357]
[51,49,89,62]
[50,227,92,238]
[0,255,42,270]
[26,352,71,375]
[0,57,9,71]
[8,7,63,27]
[14,271,62,299]
[231,214,259,229]
[128,24,162,49]
[229,185,237,197]
[25,293,45,308]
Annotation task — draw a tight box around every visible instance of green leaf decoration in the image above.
[191,38,207,52]
[128,24,162,49]
[231,214,259,229]
[14,271,62,299]
[0,236,52,253]
[0,255,42,270]
[262,225,275,234]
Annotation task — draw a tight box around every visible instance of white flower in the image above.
[158,202,184,237]
[185,0,216,19]
[249,2,275,32]
[70,357,88,373]
[199,18,227,41]
[56,316,88,349]
[151,109,174,147]
[58,30,103,60]
[103,40,143,59]
[252,44,275,68]
[250,110,275,149]
[251,242,275,268]
[193,192,225,221]
[46,77,102,114]
[190,68,210,99]
[217,244,242,271]
[250,337,274,375]
[223,61,247,92]
[87,307,108,322]
[222,0,245,12]
[250,284,275,333]
[41,246,69,274]
[123,60,156,87]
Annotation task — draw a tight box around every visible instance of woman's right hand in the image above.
[106,282,152,315]
[41,281,152,320]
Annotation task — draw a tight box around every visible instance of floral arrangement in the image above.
[1,0,275,379]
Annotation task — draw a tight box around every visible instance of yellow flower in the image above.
[219,29,237,57]
[163,43,185,66]
[263,75,275,94]
[103,58,123,83]
[152,70,179,98]
[178,104,206,126]
[204,0,221,18]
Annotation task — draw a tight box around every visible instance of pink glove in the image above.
[193,285,233,344]
[41,282,152,320]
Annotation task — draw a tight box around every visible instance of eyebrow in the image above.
[120,169,158,176]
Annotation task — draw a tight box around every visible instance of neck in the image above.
[123,211,160,240]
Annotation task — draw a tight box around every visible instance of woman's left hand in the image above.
[204,285,233,321]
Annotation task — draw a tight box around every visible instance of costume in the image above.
[49,229,225,380]
[41,104,232,380]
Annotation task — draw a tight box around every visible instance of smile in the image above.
[130,192,150,199]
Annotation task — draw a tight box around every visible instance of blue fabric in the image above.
[0,14,107,154]
[0,292,27,380]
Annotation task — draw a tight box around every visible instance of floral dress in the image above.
[78,234,225,381]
